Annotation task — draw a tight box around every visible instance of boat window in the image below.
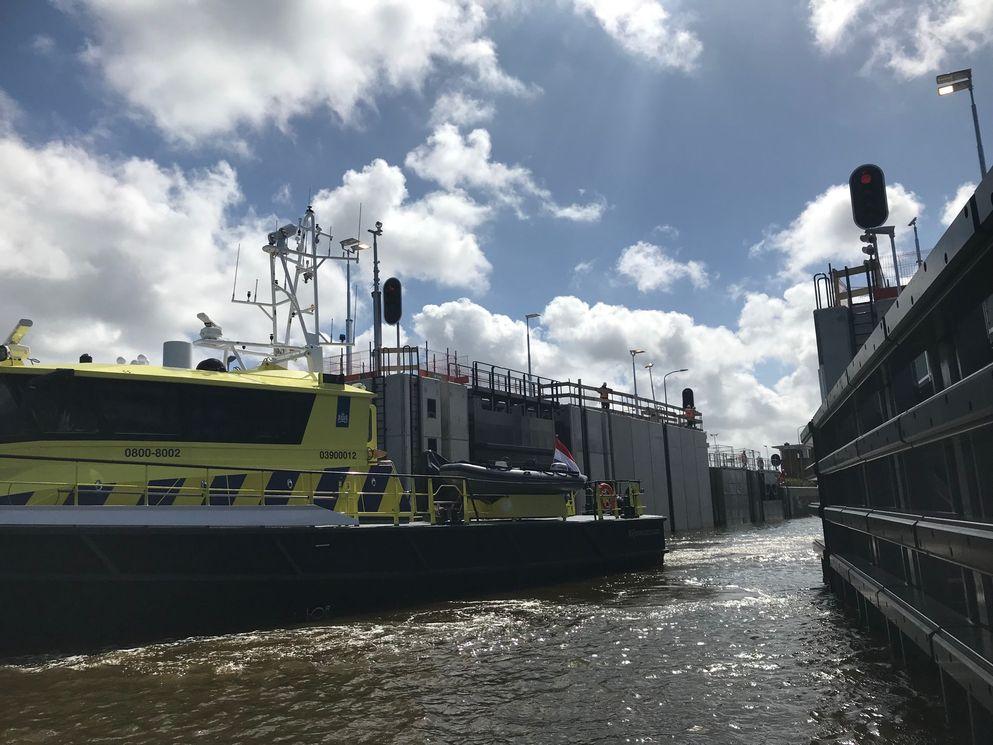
[0,373,315,444]
[911,351,932,389]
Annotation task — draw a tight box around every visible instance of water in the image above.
[0,518,955,744]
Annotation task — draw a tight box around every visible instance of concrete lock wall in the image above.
[438,378,470,462]
[556,406,712,532]
[814,306,854,401]
[384,375,413,474]
[468,398,554,466]
[781,485,819,518]
[711,467,785,527]
[710,468,750,528]
[420,377,443,455]
[667,425,714,532]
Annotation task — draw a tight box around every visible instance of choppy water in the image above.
[0,518,955,744]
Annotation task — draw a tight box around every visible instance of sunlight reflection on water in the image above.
[0,518,956,744]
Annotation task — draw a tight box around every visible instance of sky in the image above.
[0,0,991,451]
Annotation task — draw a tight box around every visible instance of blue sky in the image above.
[0,0,990,447]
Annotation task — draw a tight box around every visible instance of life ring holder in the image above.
[597,482,617,515]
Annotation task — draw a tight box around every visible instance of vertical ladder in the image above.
[372,374,386,452]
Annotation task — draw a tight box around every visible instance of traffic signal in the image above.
[383,277,402,325]
[849,164,888,230]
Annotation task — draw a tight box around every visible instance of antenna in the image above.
[231,243,241,301]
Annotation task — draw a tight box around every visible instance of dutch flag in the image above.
[553,436,581,474]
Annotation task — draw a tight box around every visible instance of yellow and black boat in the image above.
[0,208,665,657]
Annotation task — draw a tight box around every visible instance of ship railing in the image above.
[470,361,701,428]
[1,455,603,526]
[0,475,581,525]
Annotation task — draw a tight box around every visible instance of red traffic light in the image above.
[383,277,402,325]
[849,164,888,230]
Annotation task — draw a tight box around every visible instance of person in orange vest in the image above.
[599,382,611,411]
[683,405,698,428]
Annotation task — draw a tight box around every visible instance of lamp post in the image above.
[644,362,656,403]
[937,68,987,178]
[629,349,644,402]
[525,313,540,377]
[662,368,689,409]
[908,217,923,268]
[658,365,686,536]
[367,221,383,371]
[340,238,369,375]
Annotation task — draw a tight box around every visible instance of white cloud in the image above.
[405,124,606,221]
[547,198,607,222]
[651,223,679,238]
[73,0,530,144]
[572,0,702,71]
[311,158,493,292]
[616,241,709,292]
[0,88,22,136]
[809,0,993,77]
[272,183,292,206]
[0,128,271,364]
[941,181,975,225]
[31,34,56,56]
[0,126,495,365]
[448,36,538,97]
[808,0,868,51]
[430,90,495,128]
[751,182,922,280]
[413,287,820,448]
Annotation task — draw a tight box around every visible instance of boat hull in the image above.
[0,516,665,657]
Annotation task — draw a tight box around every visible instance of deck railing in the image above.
[0,454,644,524]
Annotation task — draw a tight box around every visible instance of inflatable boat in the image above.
[436,460,587,499]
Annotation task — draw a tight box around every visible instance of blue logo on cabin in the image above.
[336,396,351,427]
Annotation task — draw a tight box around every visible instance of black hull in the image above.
[0,517,665,658]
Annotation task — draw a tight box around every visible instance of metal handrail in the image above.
[469,361,699,427]
[0,454,601,524]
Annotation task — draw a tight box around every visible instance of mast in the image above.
[194,204,359,374]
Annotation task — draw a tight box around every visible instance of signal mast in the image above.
[194,206,362,374]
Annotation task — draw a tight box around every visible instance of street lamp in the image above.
[367,221,384,370]
[525,313,540,377]
[908,217,923,268]
[340,238,368,375]
[644,362,657,403]
[629,349,644,401]
[937,68,987,178]
[662,368,689,409]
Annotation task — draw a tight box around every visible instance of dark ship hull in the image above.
[0,515,665,657]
